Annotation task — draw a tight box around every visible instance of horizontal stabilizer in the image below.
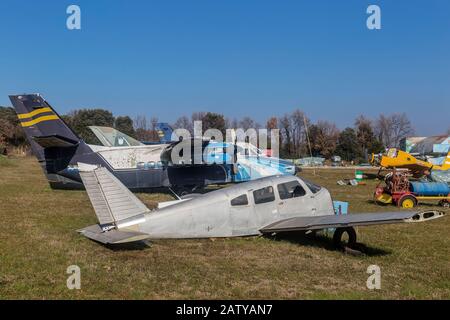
[78,224,150,244]
[260,210,445,234]
[32,135,79,148]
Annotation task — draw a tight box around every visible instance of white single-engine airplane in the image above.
[77,163,445,249]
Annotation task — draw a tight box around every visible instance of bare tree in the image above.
[150,116,158,132]
[191,112,206,123]
[278,110,309,157]
[134,115,148,130]
[279,114,292,156]
[133,115,160,141]
[291,110,307,156]
[389,113,413,148]
[229,118,239,129]
[375,113,414,148]
[239,116,256,131]
[173,115,193,135]
[374,114,391,147]
[355,115,373,151]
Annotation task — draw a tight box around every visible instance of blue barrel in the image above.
[410,182,450,196]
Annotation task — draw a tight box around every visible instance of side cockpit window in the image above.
[278,180,306,200]
[230,194,249,206]
[253,186,275,204]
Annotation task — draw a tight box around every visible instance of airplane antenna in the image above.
[303,115,316,176]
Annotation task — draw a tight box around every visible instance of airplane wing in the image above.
[259,210,445,234]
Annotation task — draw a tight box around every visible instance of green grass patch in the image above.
[0,157,448,299]
[0,155,16,167]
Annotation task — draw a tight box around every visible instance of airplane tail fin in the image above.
[155,122,175,143]
[77,163,150,244]
[8,94,81,161]
[78,163,150,227]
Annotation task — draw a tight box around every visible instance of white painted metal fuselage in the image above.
[133,176,333,239]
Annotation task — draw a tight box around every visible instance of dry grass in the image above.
[0,157,448,299]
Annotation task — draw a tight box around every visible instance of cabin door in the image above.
[229,193,258,236]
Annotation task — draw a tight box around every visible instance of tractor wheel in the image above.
[399,195,417,209]
[333,227,357,249]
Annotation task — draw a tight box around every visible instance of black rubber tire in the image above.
[398,195,417,208]
[333,227,357,249]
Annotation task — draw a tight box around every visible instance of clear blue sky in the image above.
[0,0,449,135]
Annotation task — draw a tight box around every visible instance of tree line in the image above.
[0,104,429,162]
[169,111,415,162]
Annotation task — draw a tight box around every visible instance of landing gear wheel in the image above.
[333,227,357,249]
[399,195,417,208]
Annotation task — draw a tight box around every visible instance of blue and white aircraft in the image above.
[9,93,297,193]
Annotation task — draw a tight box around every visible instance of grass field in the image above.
[0,156,448,299]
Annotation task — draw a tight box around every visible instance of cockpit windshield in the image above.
[89,126,143,147]
[302,178,322,194]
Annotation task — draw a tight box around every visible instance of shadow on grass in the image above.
[366,199,389,206]
[363,173,382,180]
[103,241,151,251]
[267,232,391,256]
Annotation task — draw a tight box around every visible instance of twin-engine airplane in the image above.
[9,94,295,193]
[77,163,445,248]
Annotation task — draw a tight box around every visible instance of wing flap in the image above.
[260,210,445,234]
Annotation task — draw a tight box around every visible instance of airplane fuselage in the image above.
[125,175,334,239]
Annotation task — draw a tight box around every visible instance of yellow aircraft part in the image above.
[379,148,432,171]
[437,152,450,171]
[376,193,393,204]
[376,148,450,173]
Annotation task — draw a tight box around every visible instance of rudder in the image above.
[9,94,80,161]
[78,163,150,230]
